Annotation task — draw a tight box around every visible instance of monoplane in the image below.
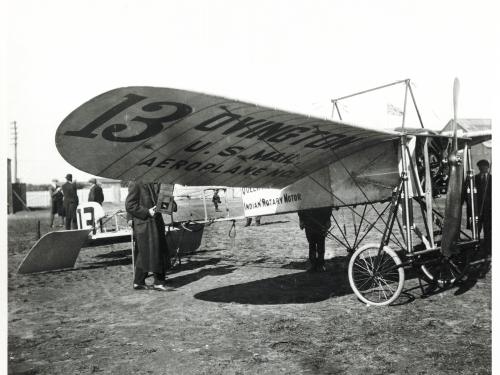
[23,78,491,305]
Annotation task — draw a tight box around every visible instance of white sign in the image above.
[242,167,334,216]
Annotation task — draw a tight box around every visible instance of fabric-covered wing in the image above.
[56,87,399,188]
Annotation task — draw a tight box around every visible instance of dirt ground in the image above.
[8,206,491,375]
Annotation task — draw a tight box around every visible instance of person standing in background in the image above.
[61,173,79,230]
[49,179,64,228]
[212,189,222,212]
[88,178,104,205]
[244,216,261,226]
[475,160,492,254]
[298,206,333,272]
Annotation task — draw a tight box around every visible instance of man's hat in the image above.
[477,159,490,168]
[89,178,97,184]
[66,173,72,180]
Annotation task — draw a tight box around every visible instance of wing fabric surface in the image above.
[56,87,399,188]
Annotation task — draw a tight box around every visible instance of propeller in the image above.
[440,77,464,259]
[452,77,460,151]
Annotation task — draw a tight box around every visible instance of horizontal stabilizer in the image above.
[17,229,91,274]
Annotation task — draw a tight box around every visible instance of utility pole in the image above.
[10,121,18,183]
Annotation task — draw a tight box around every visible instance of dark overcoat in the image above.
[125,181,169,274]
[298,206,333,236]
[88,184,104,205]
[465,173,492,230]
[475,173,492,218]
[61,181,79,224]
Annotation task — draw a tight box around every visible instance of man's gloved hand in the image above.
[149,206,157,217]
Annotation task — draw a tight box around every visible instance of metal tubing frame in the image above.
[380,179,404,250]
[330,79,424,132]
[331,79,409,103]
[400,84,413,253]
[328,201,396,252]
[423,137,435,247]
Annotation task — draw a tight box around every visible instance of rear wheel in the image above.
[420,248,469,287]
[348,244,405,306]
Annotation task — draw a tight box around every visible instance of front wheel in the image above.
[348,244,405,306]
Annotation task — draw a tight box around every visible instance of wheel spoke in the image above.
[379,281,389,300]
[353,269,372,282]
[378,276,396,293]
[376,253,393,272]
[356,275,374,290]
[354,261,372,273]
[361,256,372,272]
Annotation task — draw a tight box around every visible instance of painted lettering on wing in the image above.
[61,92,376,183]
[136,157,296,178]
[194,105,357,150]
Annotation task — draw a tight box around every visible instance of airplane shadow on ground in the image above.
[165,265,237,288]
[194,257,353,305]
[78,250,224,277]
[194,255,480,305]
[94,249,130,259]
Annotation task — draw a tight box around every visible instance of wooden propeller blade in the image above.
[453,77,460,150]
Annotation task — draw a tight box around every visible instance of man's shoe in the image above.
[133,284,149,290]
[153,284,175,291]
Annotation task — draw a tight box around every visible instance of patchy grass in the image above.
[8,205,491,374]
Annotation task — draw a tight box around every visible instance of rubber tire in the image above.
[348,243,405,306]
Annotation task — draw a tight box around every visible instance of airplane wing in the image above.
[56,87,400,189]
[439,129,492,146]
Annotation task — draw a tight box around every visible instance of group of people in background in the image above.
[49,174,104,230]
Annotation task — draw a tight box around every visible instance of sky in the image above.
[0,0,498,185]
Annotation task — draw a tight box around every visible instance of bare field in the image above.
[8,205,491,375]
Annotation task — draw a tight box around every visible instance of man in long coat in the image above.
[475,159,492,253]
[126,181,171,291]
[61,174,79,230]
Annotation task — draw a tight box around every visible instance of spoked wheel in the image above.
[348,244,405,306]
[420,249,469,287]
